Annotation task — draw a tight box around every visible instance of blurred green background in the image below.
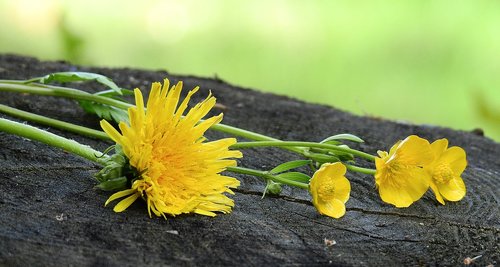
[1,0,499,141]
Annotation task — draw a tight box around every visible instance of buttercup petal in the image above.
[440,147,467,174]
[317,199,346,219]
[437,177,466,201]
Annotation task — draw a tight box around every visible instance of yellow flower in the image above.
[374,135,434,208]
[309,162,351,219]
[426,139,467,205]
[100,79,243,218]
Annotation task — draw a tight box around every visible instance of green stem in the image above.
[346,164,376,175]
[0,118,105,164]
[0,82,133,110]
[0,81,304,152]
[231,141,377,161]
[0,81,375,161]
[0,104,110,140]
[226,166,309,189]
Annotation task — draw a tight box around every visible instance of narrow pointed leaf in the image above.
[320,133,364,144]
[269,160,312,174]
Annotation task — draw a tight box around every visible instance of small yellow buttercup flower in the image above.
[426,139,467,205]
[374,135,434,208]
[101,79,242,217]
[309,162,351,219]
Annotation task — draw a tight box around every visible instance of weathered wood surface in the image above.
[0,55,498,266]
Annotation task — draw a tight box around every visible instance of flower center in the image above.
[318,180,336,201]
[433,164,454,184]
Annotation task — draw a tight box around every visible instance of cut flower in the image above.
[426,138,467,205]
[309,162,351,219]
[101,79,242,217]
[374,135,434,208]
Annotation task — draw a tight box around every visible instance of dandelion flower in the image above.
[426,138,467,205]
[100,79,243,217]
[374,135,434,208]
[309,162,351,219]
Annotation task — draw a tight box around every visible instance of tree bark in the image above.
[0,54,498,266]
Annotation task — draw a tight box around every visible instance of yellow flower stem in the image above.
[0,104,110,140]
[231,141,376,161]
[0,117,106,164]
[226,166,309,189]
[346,164,376,175]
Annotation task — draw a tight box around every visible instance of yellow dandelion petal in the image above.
[309,162,351,219]
[104,188,137,206]
[426,139,467,204]
[113,192,141,212]
[100,79,242,218]
[173,88,198,121]
[194,209,217,217]
[100,120,123,144]
[375,135,433,207]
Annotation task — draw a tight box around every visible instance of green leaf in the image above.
[275,172,311,183]
[79,100,129,124]
[269,160,312,174]
[320,133,364,144]
[38,72,123,95]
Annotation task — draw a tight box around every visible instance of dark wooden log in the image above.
[0,54,498,266]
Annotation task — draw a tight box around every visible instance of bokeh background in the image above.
[1,0,499,141]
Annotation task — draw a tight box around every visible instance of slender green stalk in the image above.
[346,164,376,175]
[0,81,304,152]
[226,166,309,189]
[0,118,105,164]
[0,82,133,110]
[0,80,376,161]
[231,141,377,161]
[0,104,110,140]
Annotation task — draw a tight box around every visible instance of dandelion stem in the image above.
[0,82,133,110]
[0,81,304,153]
[0,80,376,161]
[0,104,110,140]
[0,118,106,164]
[226,166,309,189]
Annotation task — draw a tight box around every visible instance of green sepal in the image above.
[95,176,128,191]
[94,145,136,191]
[262,180,282,198]
[269,160,312,174]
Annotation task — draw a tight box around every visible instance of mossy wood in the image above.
[0,55,498,266]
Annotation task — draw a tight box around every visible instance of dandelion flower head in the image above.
[100,79,242,217]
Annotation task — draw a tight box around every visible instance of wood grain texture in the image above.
[0,55,498,266]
